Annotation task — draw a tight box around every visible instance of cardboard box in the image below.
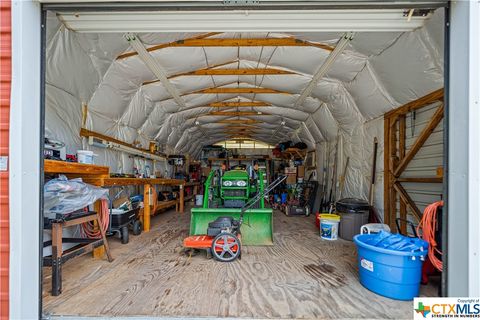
[286,174,296,184]
[285,167,297,174]
[202,167,211,177]
[297,165,305,178]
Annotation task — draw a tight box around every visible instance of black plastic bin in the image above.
[110,207,141,244]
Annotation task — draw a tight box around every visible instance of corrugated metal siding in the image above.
[0,0,10,318]
[399,101,444,219]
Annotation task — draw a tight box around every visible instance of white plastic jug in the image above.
[77,150,95,164]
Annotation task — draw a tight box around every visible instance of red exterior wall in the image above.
[0,0,10,318]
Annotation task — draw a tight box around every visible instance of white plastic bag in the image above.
[44,175,108,218]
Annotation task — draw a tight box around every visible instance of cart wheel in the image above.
[211,232,241,262]
[121,226,129,244]
[132,220,142,236]
[305,206,311,217]
[285,205,290,216]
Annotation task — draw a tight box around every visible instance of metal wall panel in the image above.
[0,0,10,318]
[401,102,444,216]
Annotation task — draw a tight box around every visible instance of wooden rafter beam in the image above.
[143,60,237,85]
[190,111,271,120]
[117,32,222,59]
[227,134,254,138]
[180,68,295,76]
[205,111,269,117]
[118,37,334,60]
[195,87,290,95]
[217,119,263,124]
[393,104,444,177]
[210,101,271,108]
[396,177,443,183]
[221,125,260,130]
[385,88,444,120]
[223,128,258,133]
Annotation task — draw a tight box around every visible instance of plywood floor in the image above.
[43,205,438,319]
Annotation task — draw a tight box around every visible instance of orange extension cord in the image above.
[81,199,110,238]
[417,200,443,271]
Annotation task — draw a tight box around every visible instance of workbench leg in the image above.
[179,184,184,213]
[51,223,63,296]
[143,184,151,232]
[97,212,114,262]
[93,200,105,259]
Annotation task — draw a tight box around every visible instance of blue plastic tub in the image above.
[353,233,428,300]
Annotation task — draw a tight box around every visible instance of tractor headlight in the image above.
[223,180,233,187]
[236,180,247,187]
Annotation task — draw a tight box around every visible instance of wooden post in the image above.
[92,200,105,259]
[143,184,151,232]
[383,117,391,227]
[389,119,398,231]
[398,115,407,234]
[179,184,184,213]
[383,89,444,229]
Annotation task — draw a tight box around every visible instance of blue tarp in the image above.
[362,230,427,252]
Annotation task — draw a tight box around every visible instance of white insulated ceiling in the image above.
[45,8,444,158]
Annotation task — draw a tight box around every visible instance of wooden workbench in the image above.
[44,160,187,232]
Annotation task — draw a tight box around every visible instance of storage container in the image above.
[319,214,340,241]
[353,234,428,300]
[77,150,95,164]
[195,195,203,206]
[339,211,369,241]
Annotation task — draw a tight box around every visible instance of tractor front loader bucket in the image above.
[190,208,273,246]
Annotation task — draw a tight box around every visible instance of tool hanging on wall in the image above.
[327,134,340,210]
[338,156,350,200]
[411,110,416,137]
[368,137,378,205]
[320,142,330,209]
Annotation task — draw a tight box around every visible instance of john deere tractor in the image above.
[190,166,273,245]
[221,168,262,208]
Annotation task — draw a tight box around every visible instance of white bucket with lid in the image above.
[319,214,341,241]
[77,150,95,164]
[195,195,203,206]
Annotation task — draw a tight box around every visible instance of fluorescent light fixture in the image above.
[88,136,166,161]
[125,33,186,108]
[294,32,354,108]
[57,9,432,33]
[302,122,317,144]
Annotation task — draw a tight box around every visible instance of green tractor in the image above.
[190,166,274,245]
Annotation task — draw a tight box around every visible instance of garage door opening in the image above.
[40,4,446,319]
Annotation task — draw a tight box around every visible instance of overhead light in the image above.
[281,120,286,126]
[195,120,200,125]
[125,33,186,108]
[57,10,432,33]
[257,111,262,115]
[294,32,354,108]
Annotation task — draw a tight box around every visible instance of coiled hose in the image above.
[417,200,443,271]
[81,199,110,238]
